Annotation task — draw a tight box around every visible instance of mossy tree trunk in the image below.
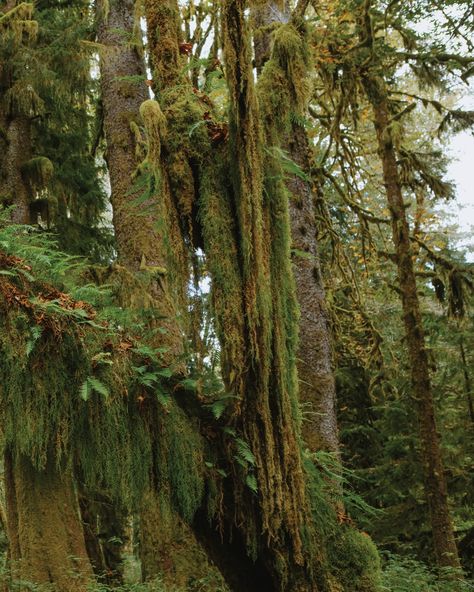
[362,73,461,571]
[287,124,340,455]
[214,1,324,588]
[96,0,151,271]
[4,450,93,591]
[0,2,35,224]
[253,2,340,456]
[0,116,31,224]
[98,1,204,585]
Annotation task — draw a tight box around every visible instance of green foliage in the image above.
[0,221,206,517]
[0,0,113,260]
[381,554,469,591]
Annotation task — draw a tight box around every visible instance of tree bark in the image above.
[4,450,92,591]
[362,73,461,570]
[0,2,34,224]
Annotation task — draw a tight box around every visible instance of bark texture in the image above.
[287,126,340,455]
[362,74,461,570]
[4,451,92,591]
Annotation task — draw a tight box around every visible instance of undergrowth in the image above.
[381,554,473,591]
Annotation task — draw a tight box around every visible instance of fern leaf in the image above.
[79,379,90,402]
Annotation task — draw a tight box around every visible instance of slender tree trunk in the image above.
[0,3,33,223]
[97,0,150,271]
[459,339,474,425]
[362,74,461,570]
[4,450,93,591]
[287,125,340,455]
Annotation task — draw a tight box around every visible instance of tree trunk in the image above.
[98,2,209,584]
[0,117,31,224]
[362,74,461,570]
[0,3,34,224]
[287,125,340,455]
[4,450,92,591]
[253,2,340,456]
[96,0,151,271]
[459,339,474,425]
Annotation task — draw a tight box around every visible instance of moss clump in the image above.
[306,456,382,590]
[140,99,167,168]
[21,156,54,194]
[257,21,310,134]
[327,526,382,592]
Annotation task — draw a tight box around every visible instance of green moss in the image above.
[257,21,310,134]
[327,526,382,592]
[140,99,167,168]
[152,406,205,521]
[0,249,205,512]
[0,3,38,45]
[145,0,183,93]
[20,156,54,194]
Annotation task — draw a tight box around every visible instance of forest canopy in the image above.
[0,0,473,591]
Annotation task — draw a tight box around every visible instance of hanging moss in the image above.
[0,249,206,512]
[151,405,205,521]
[20,156,54,194]
[257,20,310,134]
[188,2,318,587]
[197,160,246,398]
[4,80,44,117]
[0,2,38,45]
